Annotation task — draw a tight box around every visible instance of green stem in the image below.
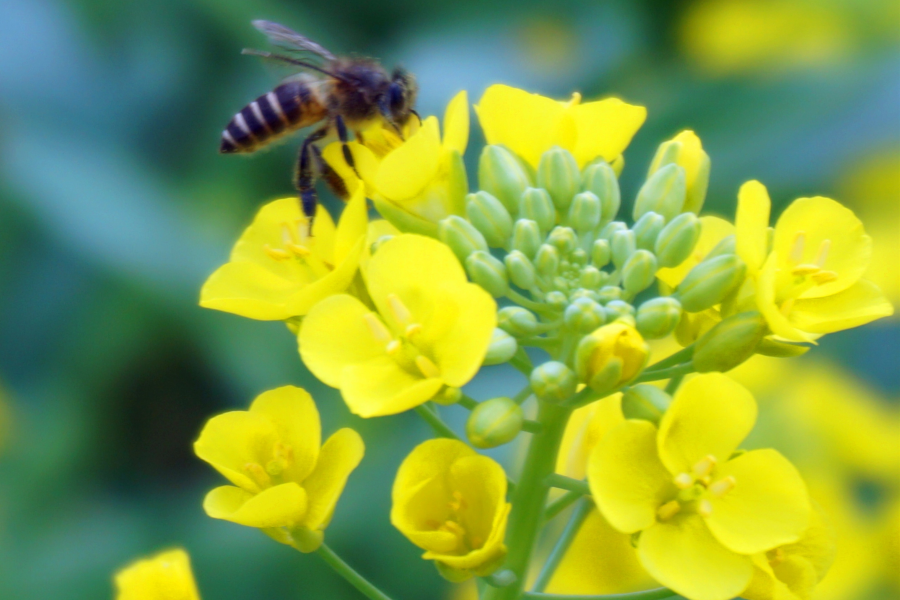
[644,344,694,372]
[510,349,534,377]
[414,405,463,441]
[632,362,694,384]
[459,394,479,410]
[317,544,395,600]
[544,474,591,496]
[543,489,582,522]
[531,499,593,593]
[507,289,557,316]
[521,419,543,434]
[513,384,533,405]
[482,403,572,600]
[664,373,685,395]
[522,588,676,600]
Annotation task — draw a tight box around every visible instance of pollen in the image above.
[364,313,393,343]
[709,475,736,497]
[387,293,412,326]
[674,472,694,489]
[657,500,681,521]
[415,355,441,379]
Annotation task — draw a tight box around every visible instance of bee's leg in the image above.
[334,115,361,179]
[295,124,330,233]
[376,97,404,139]
[311,144,349,200]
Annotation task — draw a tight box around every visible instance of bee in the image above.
[220,20,419,228]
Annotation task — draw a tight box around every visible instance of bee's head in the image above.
[387,67,418,125]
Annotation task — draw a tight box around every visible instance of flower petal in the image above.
[639,515,754,600]
[301,428,365,531]
[333,187,368,265]
[193,411,278,491]
[341,357,443,417]
[200,261,313,320]
[442,90,469,155]
[374,117,442,200]
[231,198,335,267]
[789,279,894,334]
[589,420,675,534]
[756,252,816,343]
[114,548,200,600]
[735,180,771,275]
[322,140,380,196]
[657,373,757,476]
[556,393,625,480]
[204,483,308,528]
[249,386,321,484]
[569,98,647,167]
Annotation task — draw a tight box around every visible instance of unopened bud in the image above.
[611,229,636,270]
[483,328,518,366]
[466,397,524,448]
[649,131,710,214]
[547,226,578,255]
[622,384,671,424]
[604,299,635,321]
[591,239,611,268]
[575,323,649,393]
[568,191,602,233]
[633,212,665,251]
[498,307,538,336]
[634,163,686,223]
[545,291,568,311]
[466,191,512,247]
[582,161,620,225]
[439,215,488,262]
[537,146,580,212]
[479,145,531,214]
[635,297,682,339]
[622,249,658,295]
[655,213,701,268]
[579,265,604,289]
[535,244,560,277]
[433,386,463,406]
[693,311,767,372]
[596,285,623,304]
[599,221,627,242]
[674,310,719,346]
[530,361,577,404]
[519,187,556,234]
[564,297,606,333]
[511,219,542,258]
[570,248,588,267]
[706,234,736,260]
[505,250,537,289]
[676,254,747,313]
[466,251,509,297]
[570,288,599,302]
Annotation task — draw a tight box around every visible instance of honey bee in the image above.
[220,20,419,227]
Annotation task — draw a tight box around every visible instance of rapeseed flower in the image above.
[194,386,364,552]
[114,548,200,600]
[574,322,649,393]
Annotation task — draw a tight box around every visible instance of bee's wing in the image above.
[251,20,336,61]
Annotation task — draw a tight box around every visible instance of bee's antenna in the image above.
[242,48,352,84]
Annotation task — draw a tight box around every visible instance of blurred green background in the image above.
[0,0,896,598]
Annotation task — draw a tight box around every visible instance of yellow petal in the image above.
[322,140,381,196]
[706,449,811,555]
[657,216,735,289]
[657,373,757,476]
[556,393,625,480]
[789,279,894,334]
[735,180,772,274]
[589,420,674,534]
[231,198,335,267]
[333,187,368,265]
[114,548,200,600]
[639,515,754,600]
[442,90,469,155]
[193,411,278,492]
[341,357,443,417]
[301,428,365,531]
[374,117,441,200]
[569,98,647,167]
[203,483,308,528]
[756,252,816,343]
[200,261,314,320]
[249,386,320,484]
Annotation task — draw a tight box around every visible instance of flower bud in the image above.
[596,285,623,304]
[505,250,537,290]
[570,288,599,302]
[676,254,747,313]
[599,221,627,242]
[433,386,463,406]
[547,226,578,255]
[635,297,682,339]
[498,306,538,336]
[575,323,649,393]
[622,249,658,295]
[693,311,767,373]
[545,291,568,310]
[439,215,488,262]
[466,191,513,248]
[537,146,580,212]
[674,309,719,346]
[466,251,509,297]
[466,397,524,448]
[511,219,542,258]
[483,328,518,365]
[610,229,636,270]
[519,187,556,234]
[479,145,531,214]
[706,234,736,260]
[648,131,710,214]
[604,299,635,322]
[530,361,577,404]
[633,163,686,223]
[655,212,701,268]
[621,384,671,424]
[570,248,588,267]
[582,161,620,225]
[568,191,602,233]
[579,265,604,289]
[535,244,560,277]
[564,297,607,333]
[591,239,611,268]
[633,212,665,251]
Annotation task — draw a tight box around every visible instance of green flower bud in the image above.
[439,215,488,262]
[466,397,525,448]
[537,146,580,212]
[610,229,636,270]
[567,191,602,233]
[599,220,627,242]
[648,131,710,214]
[579,265,604,289]
[605,299,635,321]
[655,213,701,268]
[575,322,649,393]
[433,386,463,406]
[633,212,665,251]
[621,384,671,424]
[676,254,747,313]
[570,248,588,267]
[547,226,578,255]
[633,163,686,223]
[706,234,736,260]
[498,306,538,336]
[582,161,620,225]
[756,338,810,358]
[693,311,768,373]
[564,297,606,333]
[545,291,568,310]
[622,249,658,295]
[635,297,682,339]
[535,244,560,277]
[483,328,518,366]
[570,288,599,302]
[511,219,542,258]
[479,145,531,214]
[519,187,556,234]
[596,285,623,303]
[530,361,577,404]
[505,250,537,290]
[466,250,509,297]
[592,239,611,268]
[466,191,513,248]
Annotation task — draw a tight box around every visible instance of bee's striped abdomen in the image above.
[220,80,327,154]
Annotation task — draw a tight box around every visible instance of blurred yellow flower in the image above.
[589,374,811,600]
[200,188,368,320]
[556,393,625,481]
[299,234,496,417]
[574,322,649,393]
[475,84,646,168]
[114,548,200,600]
[391,438,510,579]
[194,386,364,552]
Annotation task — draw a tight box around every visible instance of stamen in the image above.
[449,491,467,512]
[811,270,838,284]
[264,245,292,260]
[415,355,441,379]
[440,520,466,539]
[364,313,392,343]
[287,243,310,257]
[243,462,271,489]
[386,340,402,355]
[281,223,294,246]
[791,264,820,276]
[674,473,694,489]
[565,92,582,107]
[405,323,423,338]
[692,455,717,480]
[657,500,681,521]
[387,294,412,326]
[698,499,713,517]
[789,232,806,264]
[709,476,736,497]
[814,239,831,267]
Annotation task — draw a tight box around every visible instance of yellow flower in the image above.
[391,438,510,579]
[324,92,469,226]
[556,393,625,481]
[475,84,646,168]
[114,548,200,600]
[193,386,364,552]
[299,234,496,417]
[735,180,894,342]
[200,188,368,320]
[589,373,811,600]
[575,322,649,393]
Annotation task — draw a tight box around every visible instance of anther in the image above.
[287,243,310,257]
[791,264,820,276]
[386,340,402,355]
[814,239,830,267]
[657,500,681,521]
[415,355,441,379]
[698,499,713,517]
[364,313,393,343]
[709,476,736,497]
[243,462,272,489]
[449,491,467,512]
[405,323,423,338]
[674,473,694,489]
[440,520,466,539]
[387,293,412,326]
[811,270,838,284]
[692,455,717,480]
[264,245,292,261]
[789,232,806,263]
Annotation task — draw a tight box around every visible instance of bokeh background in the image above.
[0,0,897,598]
